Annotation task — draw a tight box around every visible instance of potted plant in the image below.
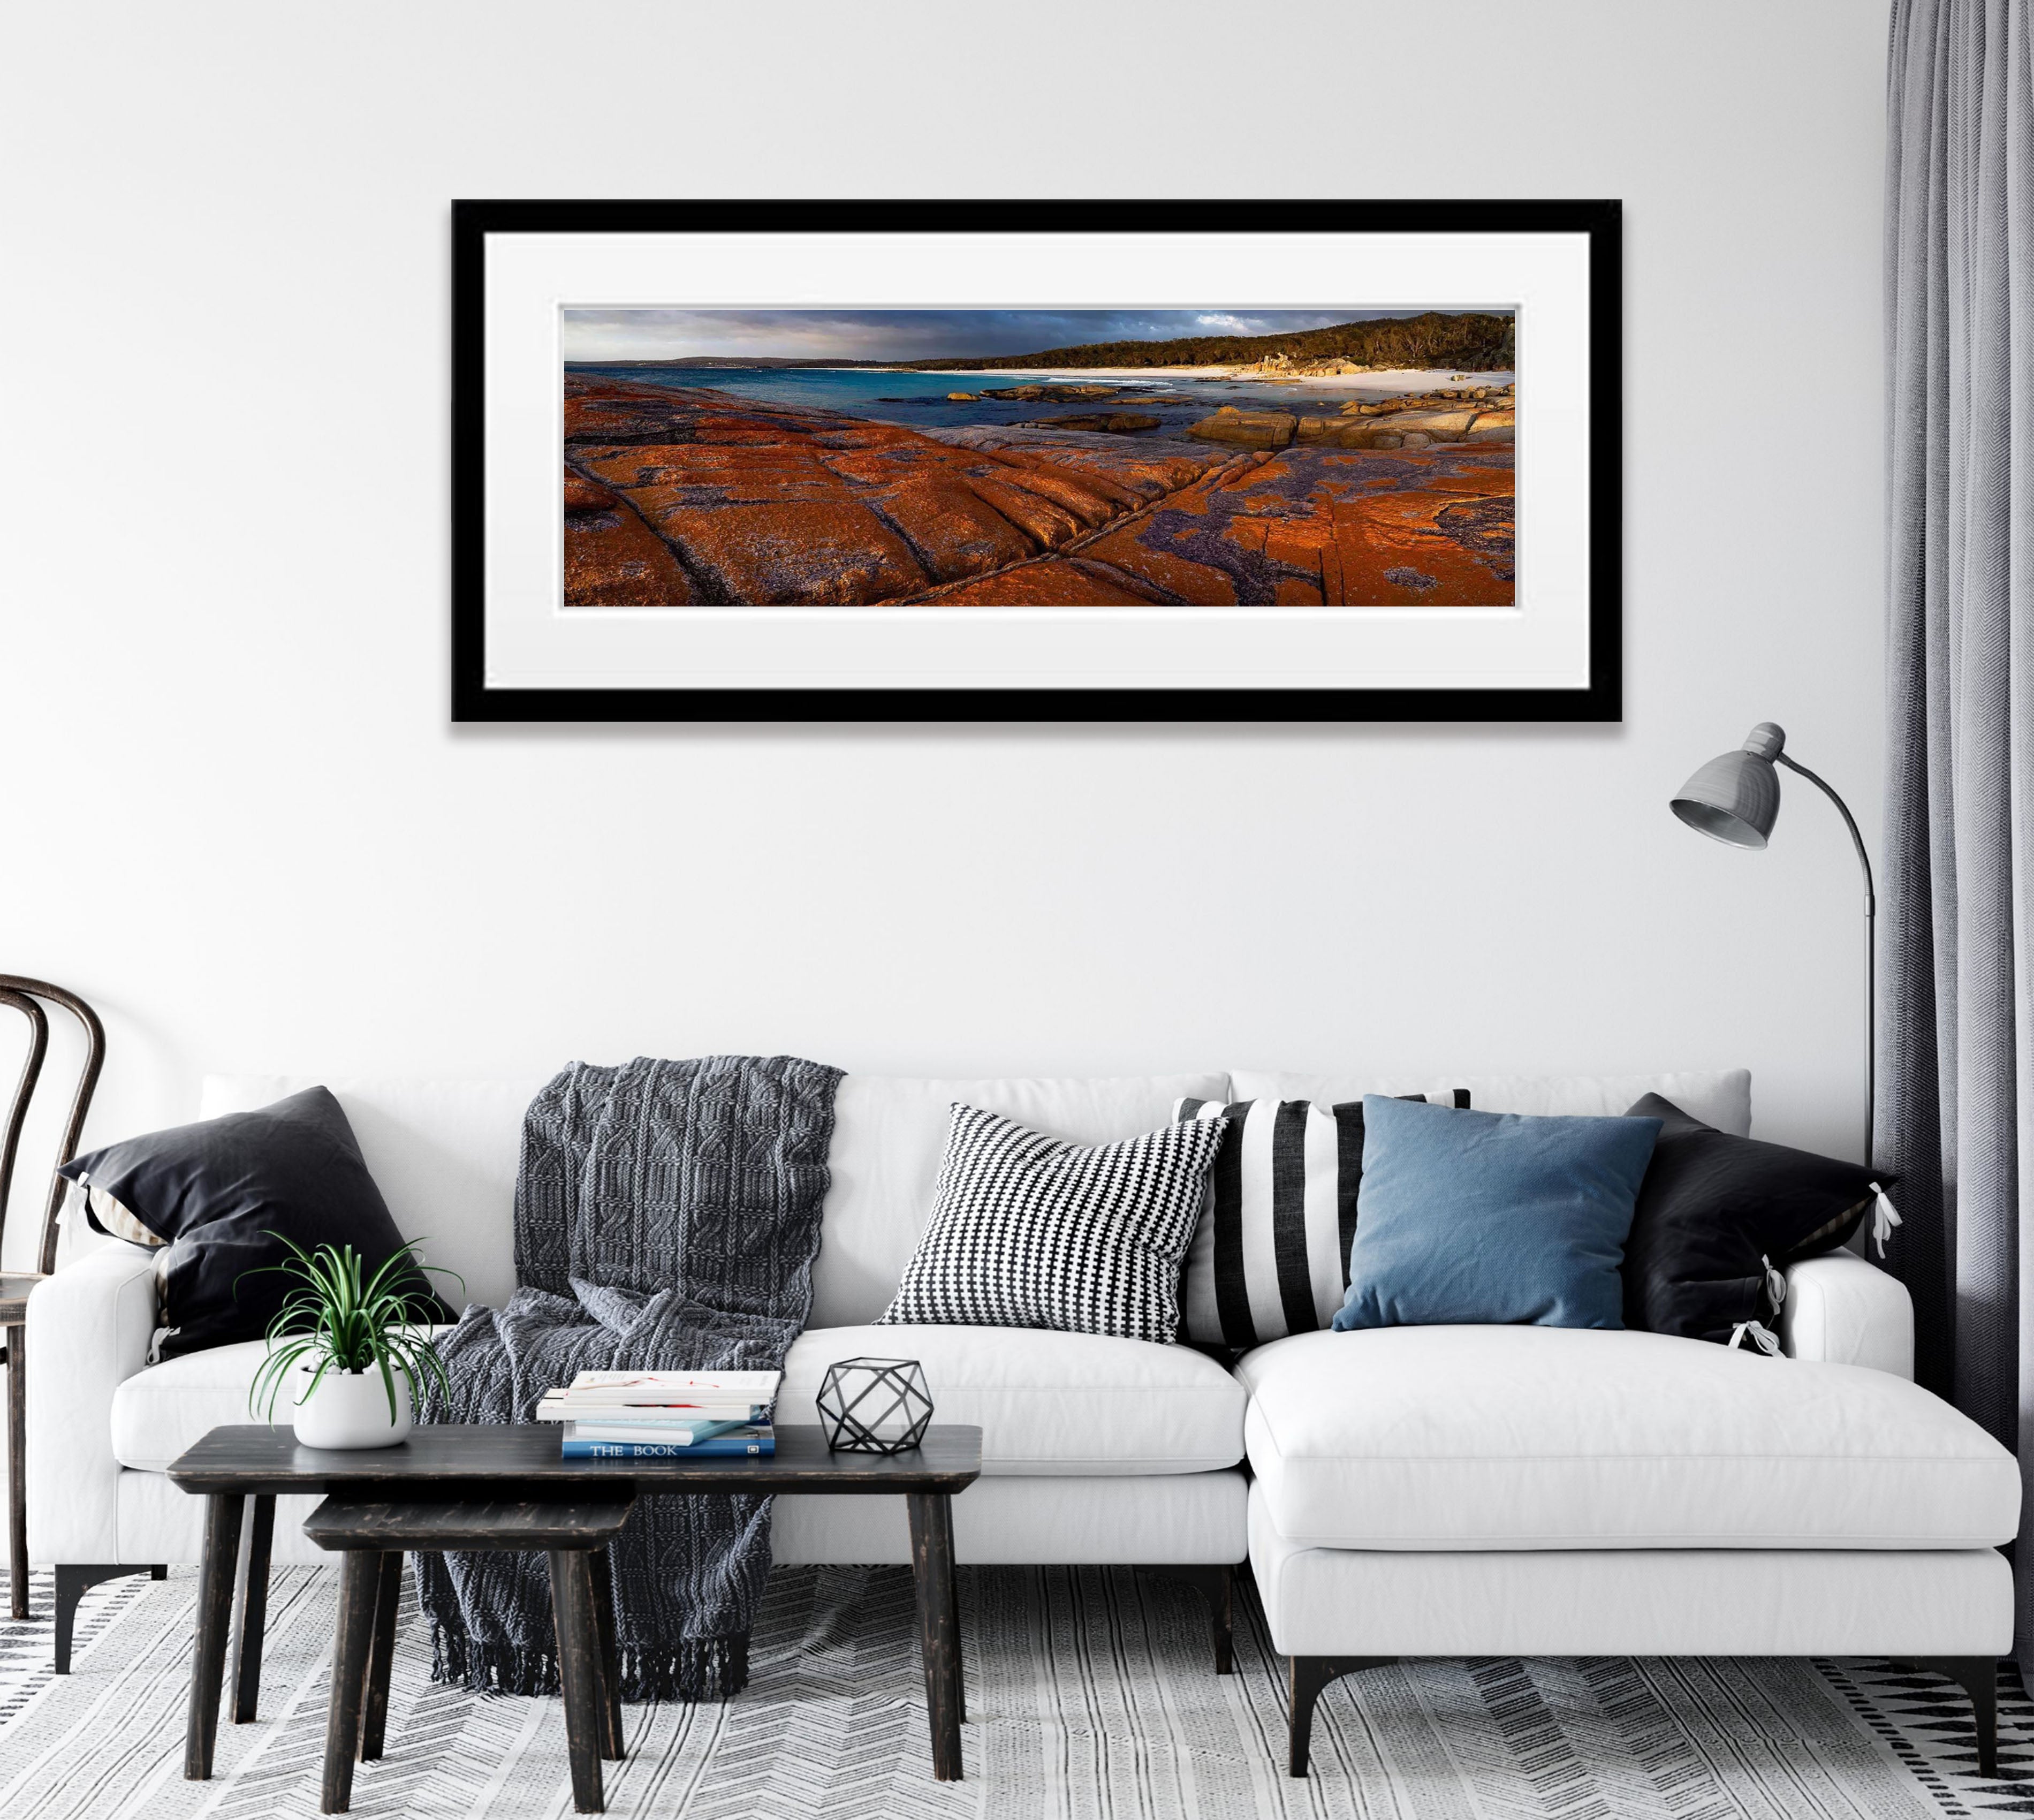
[245,1237,462,1450]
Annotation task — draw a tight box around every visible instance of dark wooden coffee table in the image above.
[167,1423,983,1796]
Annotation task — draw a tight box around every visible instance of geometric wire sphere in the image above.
[816,1356,934,1455]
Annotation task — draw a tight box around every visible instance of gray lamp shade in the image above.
[1671,722,1785,849]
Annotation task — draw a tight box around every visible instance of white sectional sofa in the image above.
[24,1065,2017,1776]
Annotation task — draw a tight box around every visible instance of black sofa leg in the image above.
[54,1564,162,1672]
[1134,1565,1236,1674]
[1288,1656,1397,1777]
[1904,1657,2000,1777]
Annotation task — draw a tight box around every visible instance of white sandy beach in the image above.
[893,365,1515,395]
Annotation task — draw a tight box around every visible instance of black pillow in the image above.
[59,1087,452,1359]
[1620,1092,1892,1347]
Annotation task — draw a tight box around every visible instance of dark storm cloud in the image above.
[559,307,1508,362]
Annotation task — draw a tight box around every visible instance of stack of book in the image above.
[537,1369,780,1458]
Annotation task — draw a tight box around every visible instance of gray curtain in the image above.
[1882,0,2034,1656]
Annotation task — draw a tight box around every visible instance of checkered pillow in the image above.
[876,1103,1228,1342]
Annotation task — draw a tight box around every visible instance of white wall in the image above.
[0,1,1891,1267]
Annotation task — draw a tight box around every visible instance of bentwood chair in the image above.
[0,976,105,1620]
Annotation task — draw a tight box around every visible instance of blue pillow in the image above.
[1331,1096,1663,1332]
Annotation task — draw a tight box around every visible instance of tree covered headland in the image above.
[901,312,1515,373]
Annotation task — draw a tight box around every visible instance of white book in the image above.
[563,1369,781,1404]
[536,1404,770,1425]
[535,1394,773,1423]
[569,1422,708,1446]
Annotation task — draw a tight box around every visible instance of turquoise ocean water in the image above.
[564,363,1510,435]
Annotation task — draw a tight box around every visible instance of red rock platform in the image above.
[563,376,1514,608]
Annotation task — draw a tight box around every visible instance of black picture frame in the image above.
[452,198,1621,724]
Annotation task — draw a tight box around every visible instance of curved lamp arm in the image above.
[1773,754,1877,1167]
[1775,753,1876,907]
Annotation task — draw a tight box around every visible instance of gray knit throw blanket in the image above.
[415,1054,842,1702]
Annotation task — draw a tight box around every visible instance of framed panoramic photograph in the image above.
[452,199,1620,722]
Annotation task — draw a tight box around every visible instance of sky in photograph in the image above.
[561,307,1509,363]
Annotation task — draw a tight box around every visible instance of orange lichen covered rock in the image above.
[849,472,1038,581]
[564,467,620,513]
[927,426,1235,502]
[568,448,924,605]
[1186,410,1297,450]
[564,501,697,605]
[923,559,1159,605]
[1063,444,1515,606]
[658,498,925,605]
[558,376,1511,608]
[563,376,1231,605]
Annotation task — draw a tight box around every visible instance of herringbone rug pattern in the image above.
[0,1564,2027,1818]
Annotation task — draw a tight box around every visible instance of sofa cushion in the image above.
[1622,1092,1888,1345]
[1239,1326,2020,1549]
[112,1322,460,1472]
[112,1321,1247,1478]
[203,1075,544,1310]
[875,1105,1223,1342]
[112,1338,279,1471]
[1333,1097,1661,1332]
[202,1071,1231,1330]
[781,1325,1245,1475]
[1172,1091,1467,1349]
[65,1087,453,1360]
[1231,1070,1752,1136]
[813,1074,1228,1327]
[1247,1486,2016,1658]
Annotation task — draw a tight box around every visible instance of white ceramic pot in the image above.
[290,1361,414,1450]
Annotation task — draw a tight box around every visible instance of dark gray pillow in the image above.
[59,1087,452,1359]
[1620,1093,1888,1348]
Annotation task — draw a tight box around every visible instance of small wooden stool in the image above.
[302,1495,632,1815]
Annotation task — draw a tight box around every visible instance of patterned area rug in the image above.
[0,1563,2028,1819]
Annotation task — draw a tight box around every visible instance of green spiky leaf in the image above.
[240,1236,465,1424]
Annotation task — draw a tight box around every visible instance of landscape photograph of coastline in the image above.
[562,307,1516,609]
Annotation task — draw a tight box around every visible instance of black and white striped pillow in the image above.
[1173,1091,1470,1349]
[877,1103,1229,1343]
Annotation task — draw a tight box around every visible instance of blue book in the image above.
[560,1435,775,1459]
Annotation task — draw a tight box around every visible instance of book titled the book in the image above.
[560,1434,775,1459]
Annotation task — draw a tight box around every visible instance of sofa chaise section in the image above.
[1241,1309,2020,1774]
[1241,1324,2015,1552]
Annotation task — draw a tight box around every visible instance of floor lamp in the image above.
[1669,721,1877,1169]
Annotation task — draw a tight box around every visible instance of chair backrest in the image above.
[0,989,49,1272]
[0,976,105,1275]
